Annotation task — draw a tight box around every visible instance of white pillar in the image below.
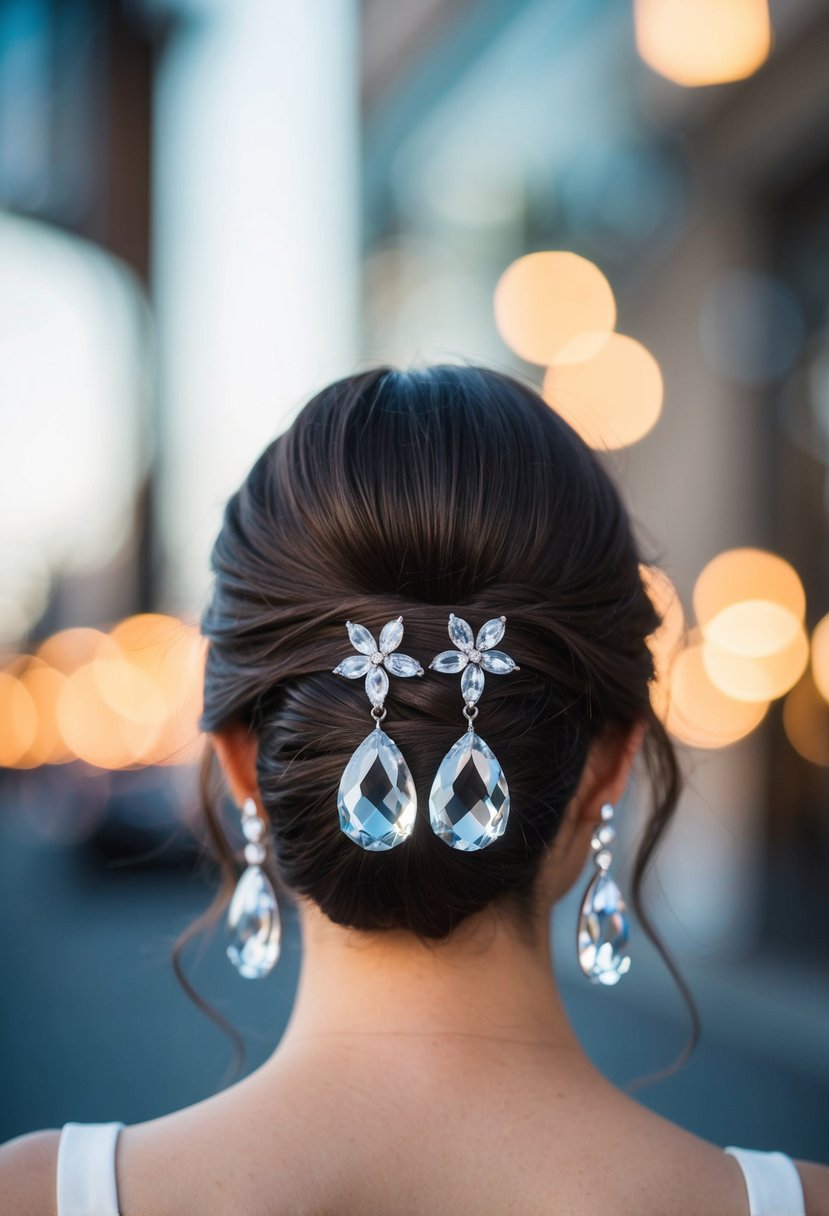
[152,0,360,611]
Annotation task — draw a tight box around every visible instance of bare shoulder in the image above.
[0,1128,61,1216]
[794,1157,829,1216]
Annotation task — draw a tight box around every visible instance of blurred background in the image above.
[1,0,828,1158]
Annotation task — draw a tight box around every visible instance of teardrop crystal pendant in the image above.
[576,868,632,985]
[428,730,509,850]
[226,864,282,979]
[338,726,416,851]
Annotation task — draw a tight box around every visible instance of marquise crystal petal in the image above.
[347,621,377,656]
[428,730,509,850]
[226,865,281,979]
[384,651,422,678]
[365,665,389,707]
[577,870,632,985]
[479,649,515,674]
[338,727,417,851]
[333,654,371,679]
[476,617,506,651]
[461,662,485,704]
[448,614,474,650]
[429,650,468,674]
[379,617,404,654]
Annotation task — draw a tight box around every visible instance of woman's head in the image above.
[197,364,678,946]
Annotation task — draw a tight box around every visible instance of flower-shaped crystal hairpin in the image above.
[427,614,519,851]
[333,617,423,706]
[332,617,423,851]
[429,613,519,701]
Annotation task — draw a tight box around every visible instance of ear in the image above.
[209,721,260,809]
[575,716,648,826]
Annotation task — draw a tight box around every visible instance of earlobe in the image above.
[209,722,260,808]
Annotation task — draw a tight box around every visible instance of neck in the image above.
[275,899,585,1060]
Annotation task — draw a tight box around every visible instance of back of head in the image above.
[199,363,676,944]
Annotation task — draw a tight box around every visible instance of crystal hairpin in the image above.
[427,613,519,850]
[333,616,423,851]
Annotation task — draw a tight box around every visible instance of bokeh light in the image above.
[663,639,769,748]
[56,662,162,770]
[702,625,809,703]
[493,252,616,365]
[542,332,663,449]
[17,661,72,767]
[0,615,207,772]
[37,627,119,673]
[693,548,805,656]
[810,613,829,705]
[0,671,38,766]
[783,672,829,766]
[109,615,206,765]
[634,0,772,87]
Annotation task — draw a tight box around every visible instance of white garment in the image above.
[54,1122,807,1215]
[56,1123,124,1216]
[724,1145,806,1216]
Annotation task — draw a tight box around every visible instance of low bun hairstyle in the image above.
[180,363,697,1088]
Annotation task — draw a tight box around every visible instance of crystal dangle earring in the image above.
[333,616,424,850]
[226,796,282,979]
[576,801,631,985]
[428,613,519,850]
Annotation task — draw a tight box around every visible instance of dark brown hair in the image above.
[176,363,697,1090]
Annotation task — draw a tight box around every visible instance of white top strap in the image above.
[56,1122,124,1216]
[724,1145,805,1216]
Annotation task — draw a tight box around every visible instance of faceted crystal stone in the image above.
[379,617,404,653]
[479,649,515,674]
[338,727,416,850]
[333,654,371,679]
[461,662,485,704]
[365,665,389,707]
[244,841,266,865]
[429,730,509,850]
[226,864,281,979]
[347,621,376,655]
[448,613,474,650]
[476,617,505,651]
[384,652,421,677]
[430,650,468,673]
[242,815,265,842]
[577,869,632,985]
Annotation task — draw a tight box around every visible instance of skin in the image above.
[2,720,828,1215]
